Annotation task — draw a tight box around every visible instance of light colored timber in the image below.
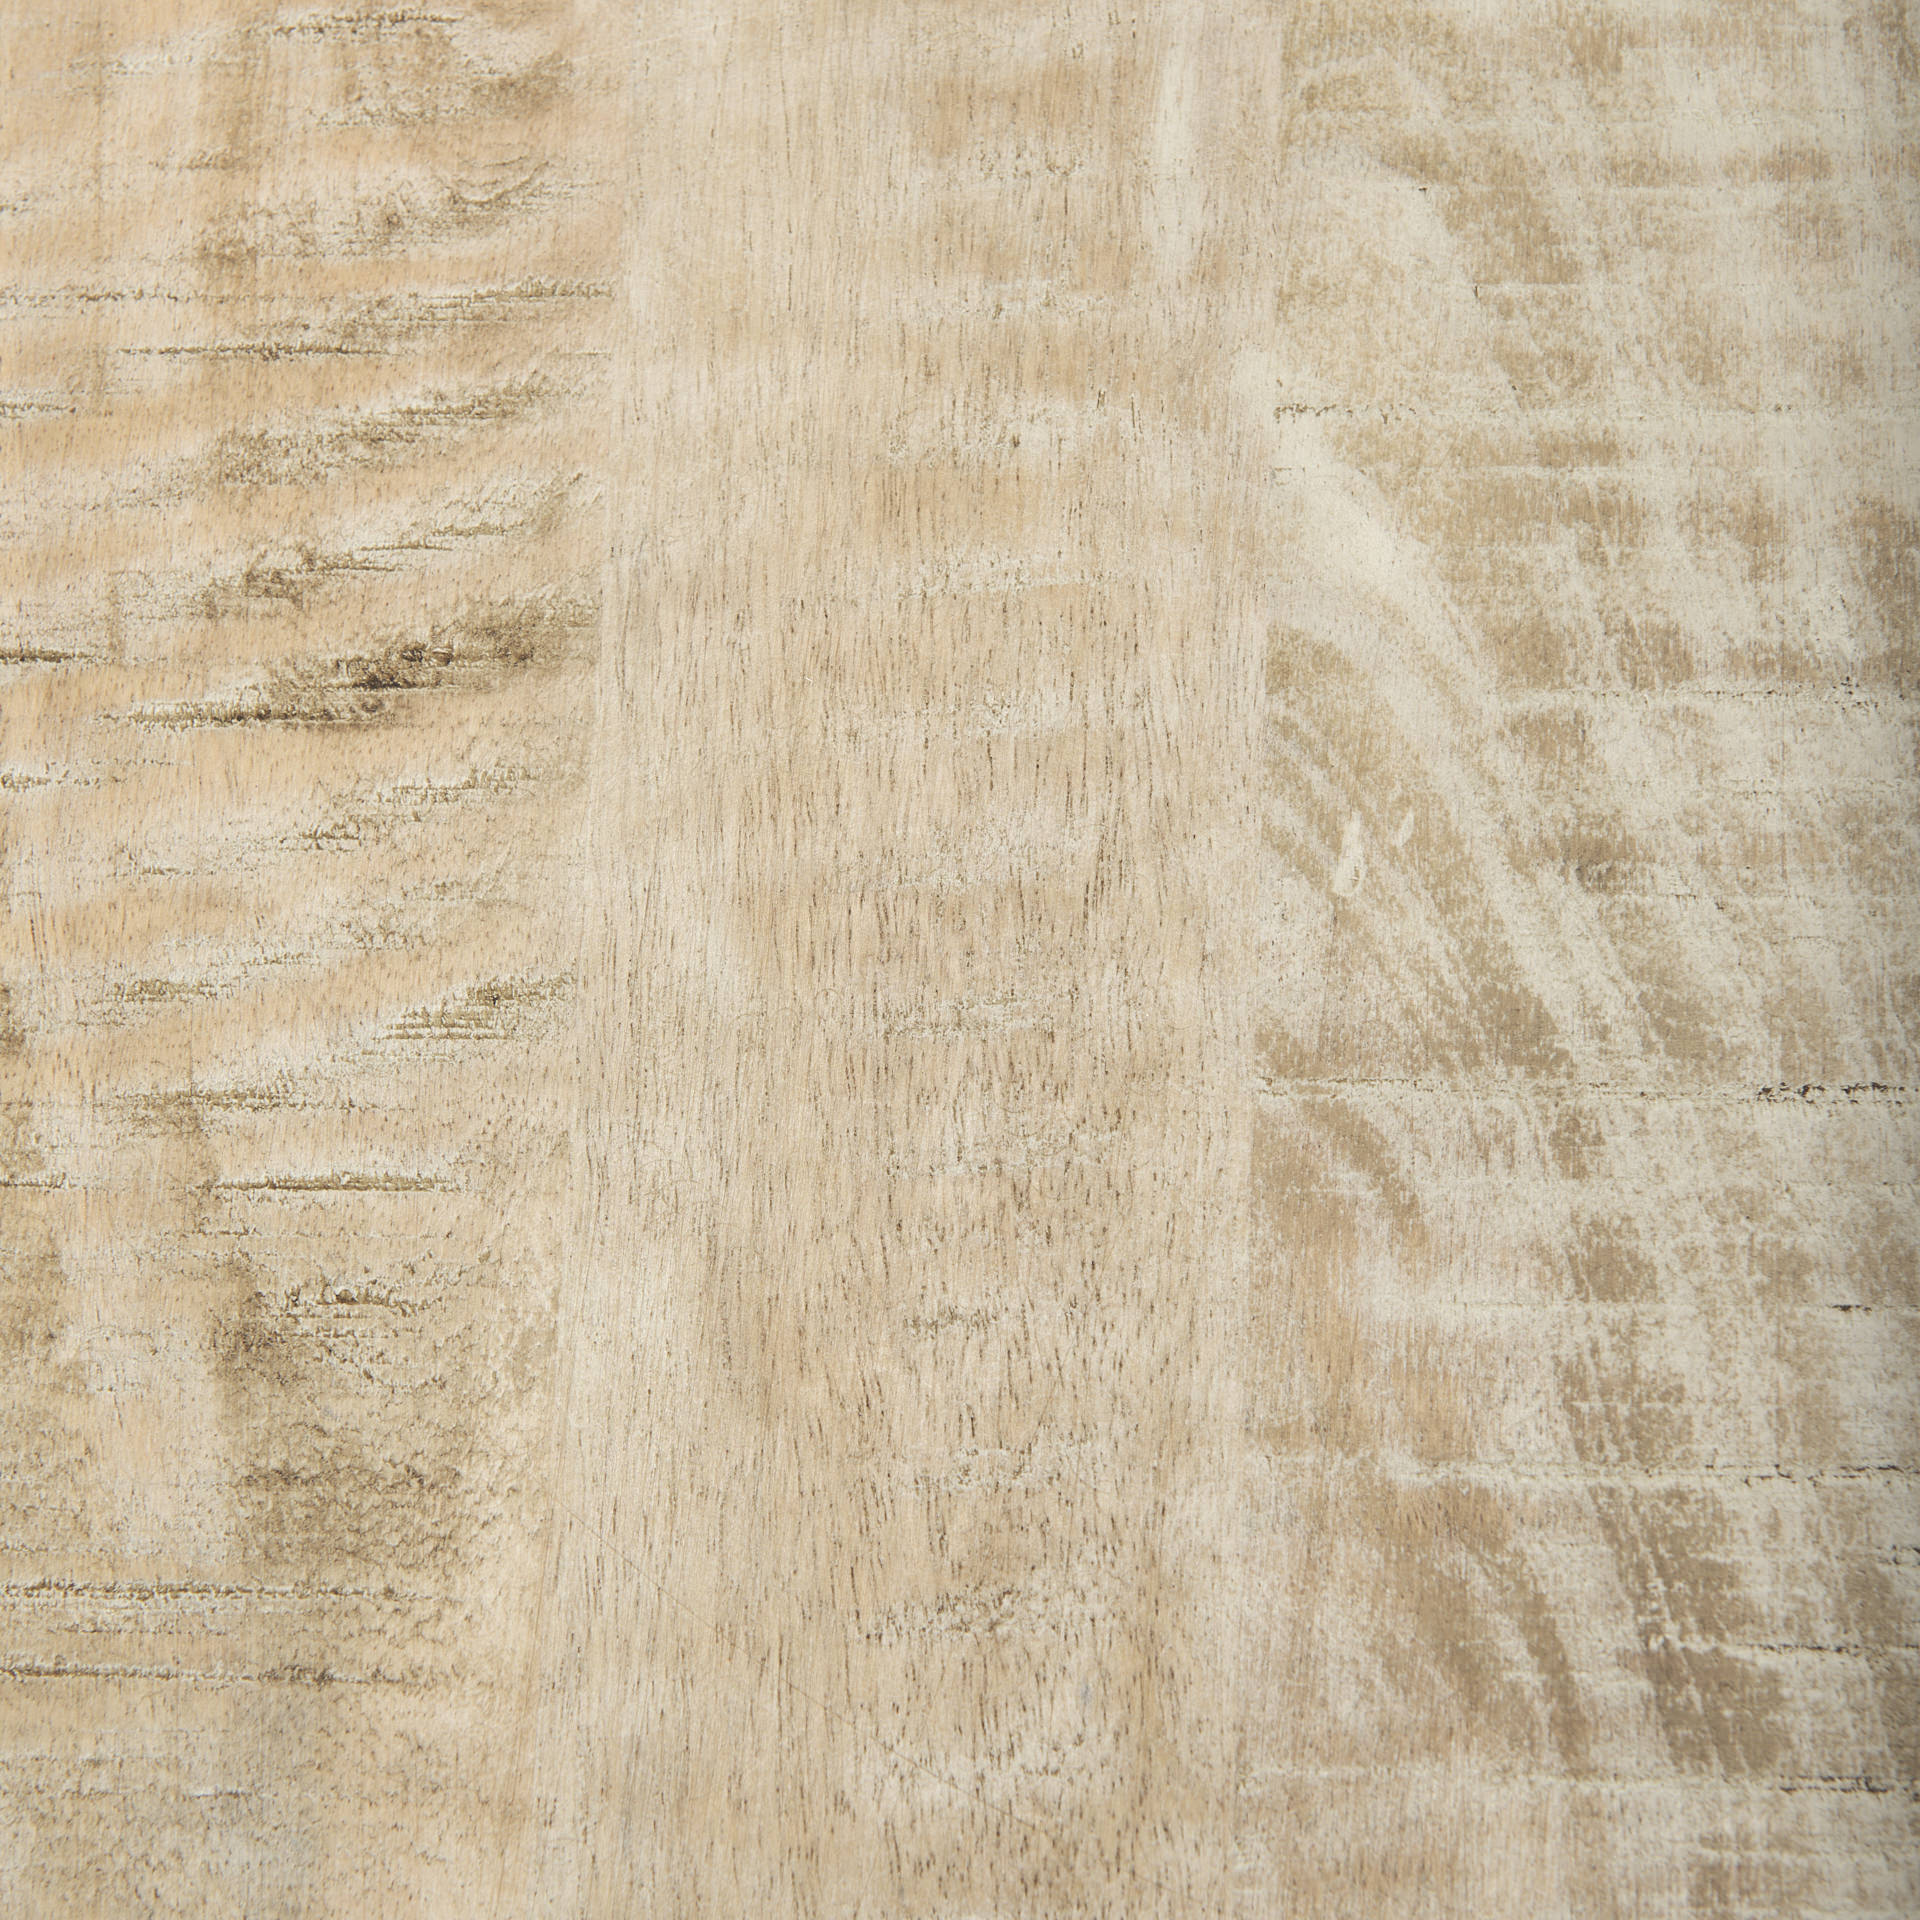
[1,3,1914,1915]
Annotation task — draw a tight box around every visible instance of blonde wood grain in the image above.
[0,3,1914,1916]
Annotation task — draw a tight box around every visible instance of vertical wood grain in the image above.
[1,4,1914,1916]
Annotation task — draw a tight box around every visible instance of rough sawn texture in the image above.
[0,3,1914,1915]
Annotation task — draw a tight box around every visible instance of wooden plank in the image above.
[0,3,1913,1914]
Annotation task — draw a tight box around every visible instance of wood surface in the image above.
[1,3,1915,1914]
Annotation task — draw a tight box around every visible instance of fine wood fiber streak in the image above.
[0,4,1914,1917]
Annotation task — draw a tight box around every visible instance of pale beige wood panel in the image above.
[1236,4,1919,1914]
[0,3,614,1913]
[1,4,1915,1918]
[529,5,1253,1911]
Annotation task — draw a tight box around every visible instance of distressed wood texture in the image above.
[1,3,1916,1916]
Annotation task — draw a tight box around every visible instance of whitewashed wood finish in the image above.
[1,4,1914,1915]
